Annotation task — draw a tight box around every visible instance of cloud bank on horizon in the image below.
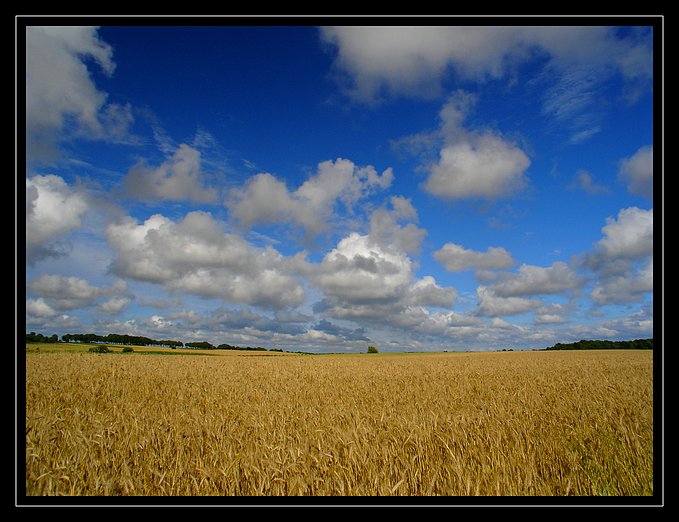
[23,22,656,352]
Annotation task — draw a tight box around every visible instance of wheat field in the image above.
[24,349,653,497]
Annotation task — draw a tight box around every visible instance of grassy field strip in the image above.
[24,350,653,496]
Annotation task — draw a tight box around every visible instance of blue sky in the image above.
[23,20,657,352]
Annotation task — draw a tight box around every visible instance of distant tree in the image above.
[26,332,59,343]
[122,347,134,353]
[367,345,378,354]
[88,345,110,354]
[186,341,216,350]
[545,338,652,351]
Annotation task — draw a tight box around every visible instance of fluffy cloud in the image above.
[583,207,653,305]
[173,306,309,337]
[587,207,653,304]
[593,206,653,261]
[490,262,583,297]
[424,138,530,201]
[591,258,653,305]
[618,145,653,200]
[321,26,652,103]
[106,210,305,308]
[27,274,131,317]
[228,158,393,237]
[310,232,413,304]
[26,26,133,162]
[322,26,651,145]
[28,274,101,310]
[420,92,531,201]
[124,144,218,203]
[304,195,457,325]
[26,175,89,263]
[476,286,541,317]
[434,242,515,272]
[368,196,426,254]
[308,225,457,332]
[474,261,582,317]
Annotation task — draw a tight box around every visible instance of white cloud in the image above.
[434,242,515,272]
[618,145,653,200]
[320,26,652,103]
[422,91,531,201]
[403,276,458,308]
[310,232,413,304]
[534,313,569,324]
[26,297,58,319]
[476,286,542,317]
[28,274,101,310]
[228,158,393,237]
[581,207,653,305]
[594,206,653,260]
[307,220,457,327]
[27,274,132,316]
[106,210,306,309]
[98,296,132,314]
[322,26,651,145]
[591,258,653,305]
[26,175,89,263]
[124,144,218,203]
[425,136,531,200]
[533,303,571,324]
[320,26,528,102]
[490,262,583,297]
[26,26,132,162]
[474,261,582,318]
[368,196,427,254]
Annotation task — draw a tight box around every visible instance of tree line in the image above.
[59,333,184,348]
[25,331,277,352]
[544,338,653,351]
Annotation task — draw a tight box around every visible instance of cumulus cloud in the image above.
[307,223,458,334]
[586,207,653,304]
[417,91,530,201]
[124,144,218,203]
[301,192,457,326]
[425,137,530,200]
[27,274,131,316]
[26,26,133,162]
[98,296,133,314]
[434,242,515,272]
[476,286,541,317]
[618,145,653,200]
[322,26,651,145]
[592,206,653,261]
[583,207,653,305]
[490,262,583,297]
[173,306,309,337]
[28,274,101,310]
[26,175,90,263]
[309,232,413,305]
[473,261,583,318]
[228,158,393,237]
[368,196,427,254]
[591,258,653,305]
[106,210,306,308]
[26,298,59,319]
[320,26,652,104]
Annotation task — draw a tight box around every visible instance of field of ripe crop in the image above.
[24,349,653,497]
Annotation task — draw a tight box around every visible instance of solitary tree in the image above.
[367,345,378,354]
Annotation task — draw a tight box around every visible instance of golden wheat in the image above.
[24,349,653,496]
